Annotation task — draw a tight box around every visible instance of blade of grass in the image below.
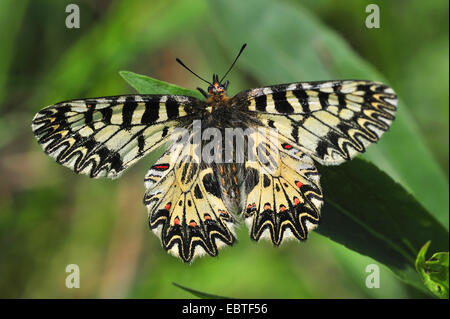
[119,71,204,100]
[172,282,230,299]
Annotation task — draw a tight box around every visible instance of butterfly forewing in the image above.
[232,80,397,165]
[32,94,201,178]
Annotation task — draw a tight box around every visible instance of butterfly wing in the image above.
[31,94,201,178]
[232,80,397,165]
[144,134,237,262]
[241,128,322,245]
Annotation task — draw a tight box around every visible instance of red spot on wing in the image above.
[283,143,293,150]
[189,221,197,227]
[293,197,301,205]
[219,209,229,217]
[164,202,171,210]
[174,217,180,225]
[295,181,303,188]
[152,164,170,171]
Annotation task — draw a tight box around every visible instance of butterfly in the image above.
[31,44,397,262]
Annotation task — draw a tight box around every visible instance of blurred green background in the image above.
[0,0,448,298]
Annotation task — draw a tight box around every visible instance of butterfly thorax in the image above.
[206,91,230,106]
[206,79,230,111]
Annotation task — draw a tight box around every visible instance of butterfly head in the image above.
[176,43,247,104]
[207,74,229,96]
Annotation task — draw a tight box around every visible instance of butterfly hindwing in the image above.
[31,94,200,178]
[232,80,397,165]
[144,135,236,262]
[241,128,322,245]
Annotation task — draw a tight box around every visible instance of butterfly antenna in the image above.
[219,43,247,83]
[176,58,211,85]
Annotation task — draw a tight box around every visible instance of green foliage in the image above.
[0,0,447,299]
[318,160,448,293]
[415,241,449,299]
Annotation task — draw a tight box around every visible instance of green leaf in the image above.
[415,241,449,298]
[119,71,204,100]
[317,158,449,293]
[208,0,449,229]
[172,282,229,299]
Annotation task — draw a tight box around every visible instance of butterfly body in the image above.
[32,49,397,262]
